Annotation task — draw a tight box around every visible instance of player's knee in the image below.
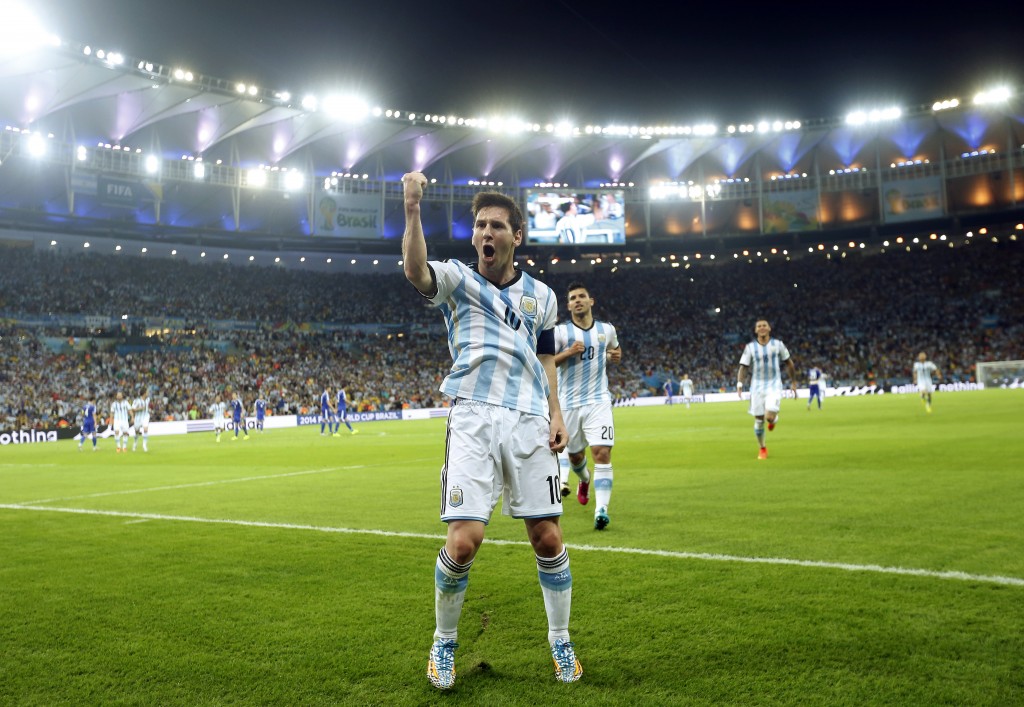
[591,446,611,465]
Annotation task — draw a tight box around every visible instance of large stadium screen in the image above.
[525,190,626,245]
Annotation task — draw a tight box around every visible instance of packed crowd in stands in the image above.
[1,236,1021,428]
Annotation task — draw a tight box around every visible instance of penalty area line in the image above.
[1,503,1022,588]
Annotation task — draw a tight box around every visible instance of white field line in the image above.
[15,459,436,505]
[2,503,1022,588]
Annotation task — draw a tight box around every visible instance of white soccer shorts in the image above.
[748,390,782,417]
[917,382,935,394]
[562,401,615,455]
[440,400,562,523]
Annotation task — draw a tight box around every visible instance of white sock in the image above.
[593,464,613,511]
[537,548,572,645]
[571,458,591,484]
[434,547,472,641]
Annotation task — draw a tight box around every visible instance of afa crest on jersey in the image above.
[449,485,464,507]
[519,296,538,318]
[598,334,606,343]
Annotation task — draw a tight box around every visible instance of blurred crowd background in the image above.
[2,237,1021,428]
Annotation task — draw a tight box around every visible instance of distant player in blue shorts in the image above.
[253,393,267,432]
[79,394,98,451]
[807,367,825,410]
[319,387,336,435]
[229,388,249,440]
[334,385,357,435]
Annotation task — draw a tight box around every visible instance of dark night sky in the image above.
[29,0,1024,125]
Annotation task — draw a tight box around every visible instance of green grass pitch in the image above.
[2,390,1023,705]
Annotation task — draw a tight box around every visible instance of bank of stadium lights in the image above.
[961,148,996,159]
[973,86,1012,106]
[468,180,504,187]
[828,166,867,176]
[845,106,902,126]
[649,181,721,200]
[172,68,195,82]
[770,173,809,181]
[892,158,929,168]
[726,120,803,135]
[599,182,634,188]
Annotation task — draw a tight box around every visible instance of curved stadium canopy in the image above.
[1,35,1023,262]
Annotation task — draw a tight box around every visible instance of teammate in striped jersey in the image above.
[402,172,579,689]
[208,396,228,442]
[130,389,151,452]
[553,282,621,531]
[913,352,941,413]
[736,319,798,460]
[110,391,132,453]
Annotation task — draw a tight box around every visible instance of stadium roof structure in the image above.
[1,36,1023,265]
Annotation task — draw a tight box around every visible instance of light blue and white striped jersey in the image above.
[739,338,791,394]
[913,360,937,384]
[208,401,228,420]
[554,320,619,409]
[111,399,132,427]
[424,259,559,418]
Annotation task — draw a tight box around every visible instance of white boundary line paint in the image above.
[18,466,363,505]
[2,503,1022,588]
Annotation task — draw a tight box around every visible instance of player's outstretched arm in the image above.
[402,172,433,295]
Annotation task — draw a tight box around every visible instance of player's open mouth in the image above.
[482,244,496,258]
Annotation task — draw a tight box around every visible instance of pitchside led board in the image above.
[313,192,382,238]
[525,190,626,245]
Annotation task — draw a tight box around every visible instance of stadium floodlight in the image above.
[193,161,206,180]
[973,86,1012,105]
[26,133,46,158]
[144,154,159,174]
[322,94,369,122]
[247,168,267,188]
[283,171,304,192]
[76,145,87,161]
[2,3,58,56]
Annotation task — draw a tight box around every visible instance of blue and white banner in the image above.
[313,192,381,238]
[881,176,944,223]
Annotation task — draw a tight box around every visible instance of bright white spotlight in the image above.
[193,161,206,179]
[26,133,46,158]
[144,154,159,174]
[283,171,305,191]
[247,168,267,188]
[1,4,56,56]
[322,94,370,122]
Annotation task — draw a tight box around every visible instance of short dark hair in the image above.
[471,191,524,235]
[567,281,589,296]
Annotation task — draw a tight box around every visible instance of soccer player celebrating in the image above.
[402,171,580,689]
[110,391,132,454]
[553,281,622,530]
[736,319,798,460]
[913,351,942,413]
[131,388,151,452]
